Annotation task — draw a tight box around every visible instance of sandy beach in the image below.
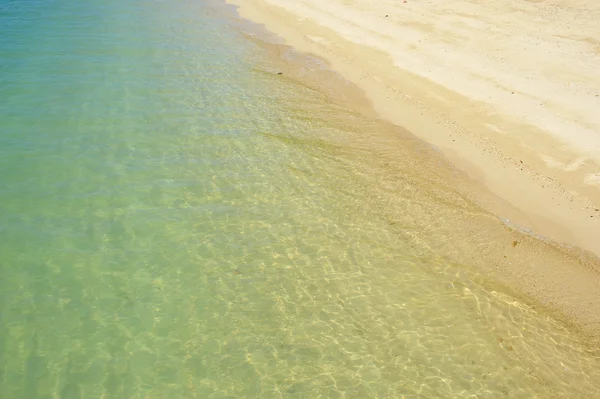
[7,0,600,395]
[226,0,600,333]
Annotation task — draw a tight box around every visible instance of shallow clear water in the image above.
[1,0,600,398]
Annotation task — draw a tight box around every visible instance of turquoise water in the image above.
[2,0,600,398]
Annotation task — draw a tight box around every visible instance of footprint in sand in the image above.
[584,173,600,186]
[539,154,587,172]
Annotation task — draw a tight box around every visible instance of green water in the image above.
[1,0,600,397]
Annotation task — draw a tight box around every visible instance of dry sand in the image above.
[225,0,600,333]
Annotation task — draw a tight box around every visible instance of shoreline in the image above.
[224,0,600,336]
[226,0,600,259]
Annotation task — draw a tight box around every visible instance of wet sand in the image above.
[225,0,600,335]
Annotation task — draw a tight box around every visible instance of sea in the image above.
[1,0,600,397]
